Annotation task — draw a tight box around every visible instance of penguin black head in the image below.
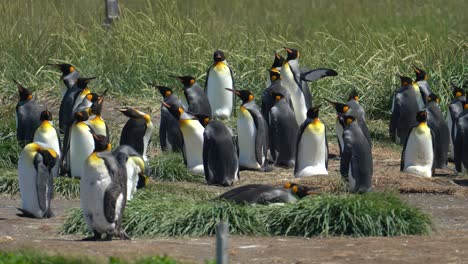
[38,149,58,169]
[271,51,285,68]
[343,115,356,127]
[306,106,320,119]
[284,47,299,61]
[49,63,75,77]
[170,75,196,88]
[40,110,53,121]
[74,110,90,122]
[162,102,184,120]
[412,65,428,82]
[85,93,100,104]
[426,93,440,104]
[348,90,359,101]
[149,84,173,98]
[213,50,225,62]
[283,182,317,198]
[92,134,111,152]
[325,99,349,114]
[117,107,143,119]
[269,69,282,82]
[398,75,413,87]
[451,82,465,98]
[76,77,96,89]
[91,95,105,116]
[13,79,33,101]
[137,174,150,189]
[195,114,211,127]
[416,110,427,123]
[225,88,255,105]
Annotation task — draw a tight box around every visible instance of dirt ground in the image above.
[2,142,468,264]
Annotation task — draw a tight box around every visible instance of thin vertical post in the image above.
[103,0,119,27]
[216,221,229,264]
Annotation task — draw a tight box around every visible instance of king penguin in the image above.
[412,65,432,104]
[197,115,239,186]
[226,88,270,171]
[454,101,468,173]
[265,50,285,88]
[81,134,129,241]
[269,91,298,168]
[112,145,148,201]
[118,107,154,161]
[163,102,205,175]
[340,115,373,193]
[426,93,449,168]
[85,92,109,137]
[347,90,366,121]
[171,75,212,117]
[33,110,61,177]
[447,82,466,161]
[14,80,42,147]
[149,84,184,153]
[294,107,328,177]
[18,142,58,218]
[389,75,424,145]
[401,110,435,177]
[205,50,235,119]
[48,63,80,98]
[261,69,292,124]
[68,110,95,178]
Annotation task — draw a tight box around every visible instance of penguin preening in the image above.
[426,94,449,169]
[163,102,205,175]
[149,84,184,153]
[86,94,109,137]
[112,145,148,201]
[401,110,435,177]
[15,79,42,147]
[118,107,154,161]
[454,101,468,173]
[171,75,212,117]
[447,83,466,161]
[340,115,373,193]
[18,142,58,218]
[261,69,292,124]
[48,63,80,97]
[205,50,235,119]
[226,88,270,171]
[294,107,328,177]
[412,65,432,104]
[68,110,95,178]
[33,110,61,177]
[265,51,285,88]
[389,75,424,145]
[197,115,239,186]
[268,91,298,168]
[81,134,129,241]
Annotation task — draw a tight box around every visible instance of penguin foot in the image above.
[103,234,113,241]
[261,165,273,172]
[82,231,102,241]
[43,209,55,218]
[116,231,130,240]
[16,208,36,218]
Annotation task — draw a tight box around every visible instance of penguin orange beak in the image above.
[284,47,293,54]
[225,88,240,95]
[116,108,128,113]
[274,50,281,59]
[169,75,184,83]
[324,98,337,107]
[412,65,421,74]
[162,102,171,109]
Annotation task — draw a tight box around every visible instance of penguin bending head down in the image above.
[171,75,212,117]
[48,63,80,97]
[118,107,154,161]
[33,110,61,177]
[112,145,148,201]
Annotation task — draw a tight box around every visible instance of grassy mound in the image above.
[148,153,203,183]
[62,189,432,237]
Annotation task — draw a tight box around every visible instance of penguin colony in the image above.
[13,48,465,240]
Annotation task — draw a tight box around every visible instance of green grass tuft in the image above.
[0,112,20,169]
[148,153,203,183]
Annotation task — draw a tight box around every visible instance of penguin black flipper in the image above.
[294,122,308,175]
[204,65,212,94]
[454,118,465,172]
[34,153,51,216]
[389,94,402,142]
[325,126,329,169]
[101,153,127,225]
[247,109,268,167]
[159,109,169,151]
[202,134,214,183]
[430,129,436,176]
[340,135,352,179]
[229,66,236,115]
[300,68,338,82]
[400,126,414,171]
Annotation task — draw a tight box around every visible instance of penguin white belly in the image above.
[33,124,61,157]
[207,64,233,118]
[403,126,433,177]
[180,121,204,175]
[18,153,43,217]
[238,109,260,169]
[282,65,307,125]
[81,158,116,233]
[295,125,328,177]
[142,122,154,161]
[335,120,344,152]
[348,164,356,191]
[125,158,140,201]
[447,111,454,160]
[70,123,94,178]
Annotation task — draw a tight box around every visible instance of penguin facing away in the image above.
[33,110,61,177]
[412,65,432,104]
[340,115,373,193]
[118,107,154,161]
[69,110,95,178]
[14,79,42,147]
[294,107,329,177]
[112,145,148,201]
[81,134,129,241]
[149,84,184,153]
[48,63,80,97]
[261,69,292,124]
[171,75,212,117]
[18,142,58,218]
[447,83,466,160]
[197,115,239,186]
[265,50,285,88]
[454,101,468,173]
[86,94,109,137]
[163,102,205,175]
[347,89,366,121]
[226,88,270,171]
[401,110,435,177]
[205,50,235,119]
[426,93,449,169]
[269,91,298,168]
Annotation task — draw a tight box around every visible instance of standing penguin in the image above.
[197,115,239,186]
[33,110,61,177]
[261,69,292,123]
[163,102,205,175]
[269,91,298,167]
[412,65,432,103]
[18,142,58,218]
[149,84,184,152]
[112,145,148,201]
[14,80,42,147]
[340,116,373,193]
[265,51,285,88]
[401,111,435,177]
[426,94,449,168]
[171,75,212,117]
[347,90,366,121]
[48,63,80,97]
[454,101,468,172]
[118,107,154,161]
[205,50,235,119]
[81,134,129,241]
[447,83,466,161]
[86,95,109,137]
[68,111,95,178]
[294,107,328,177]
[389,75,424,145]
[226,89,270,171]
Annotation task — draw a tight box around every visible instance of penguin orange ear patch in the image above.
[343,106,349,113]
[248,94,254,102]
[70,66,75,72]
[402,81,408,86]
[456,92,462,98]
[165,91,172,97]
[271,75,277,81]
[346,118,353,125]
[27,94,33,100]
[275,95,281,101]
[189,79,195,86]
[424,75,428,81]
[204,117,210,125]
[284,182,291,189]
[292,185,298,193]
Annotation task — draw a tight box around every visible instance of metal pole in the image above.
[103,0,119,27]
[215,221,229,264]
